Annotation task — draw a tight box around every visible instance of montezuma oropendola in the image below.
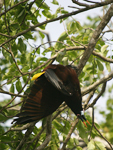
[13,64,90,126]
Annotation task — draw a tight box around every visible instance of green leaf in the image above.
[88,140,106,150]
[77,121,88,143]
[52,0,59,5]
[42,10,53,19]
[10,23,20,31]
[17,8,25,18]
[10,84,14,93]
[39,31,45,39]
[62,57,68,65]
[88,140,95,150]
[74,138,79,145]
[53,119,64,133]
[96,60,104,71]
[56,50,66,62]
[16,79,22,92]
[11,43,18,56]
[101,45,108,53]
[24,31,33,39]
[105,62,111,72]
[58,32,67,41]
[77,146,83,150]
[70,22,77,34]
[41,2,50,10]
[18,38,26,53]
[75,21,82,30]
[94,141,106,150]
[22,66,30,72]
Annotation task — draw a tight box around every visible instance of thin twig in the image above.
[0,74,31,113]
[0,0,28,17]
[36,115,52,150]
[89,107,94,141]
[0,89,26,97]
[86,82,107,109]
[81,72,113,96]
[94,124,113,150]
[3,122,36,135]
[61,118,79,150]
[83,90,95,109]
[2,46,23,75]
[72,0,89,7]
[15,122,36,150]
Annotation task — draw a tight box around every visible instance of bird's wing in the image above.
[13,75,63,124]
[45,68,72,96]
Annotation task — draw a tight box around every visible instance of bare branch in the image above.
[58,46,113,63]
[72,0,89,7]
[92,51,113,63]
[83,0,101,4]
[0,32,12,37]
[83,90,95,109]
[3,122,36,135]
[0,88,26,97]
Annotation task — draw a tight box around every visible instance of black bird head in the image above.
[66,65,78,73]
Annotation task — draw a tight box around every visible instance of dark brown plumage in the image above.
[13,64,89,126]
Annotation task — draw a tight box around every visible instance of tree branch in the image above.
[15,122,36,150]
[81,71,113,96]
[72,0,89,7]
[61,118,79,150]
[61,46,113,63]
[86,82,107,109]
[0,88,26,97]
[83,90,95,109]
[36,115,52,150]
[77,3,113,75]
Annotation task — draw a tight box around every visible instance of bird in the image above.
[13,64,90,126]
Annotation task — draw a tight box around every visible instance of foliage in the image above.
[0,0,113,149]
[100,95,113,144]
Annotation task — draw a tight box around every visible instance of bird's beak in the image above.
[31,71,45,80]
[77,111,90,127]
